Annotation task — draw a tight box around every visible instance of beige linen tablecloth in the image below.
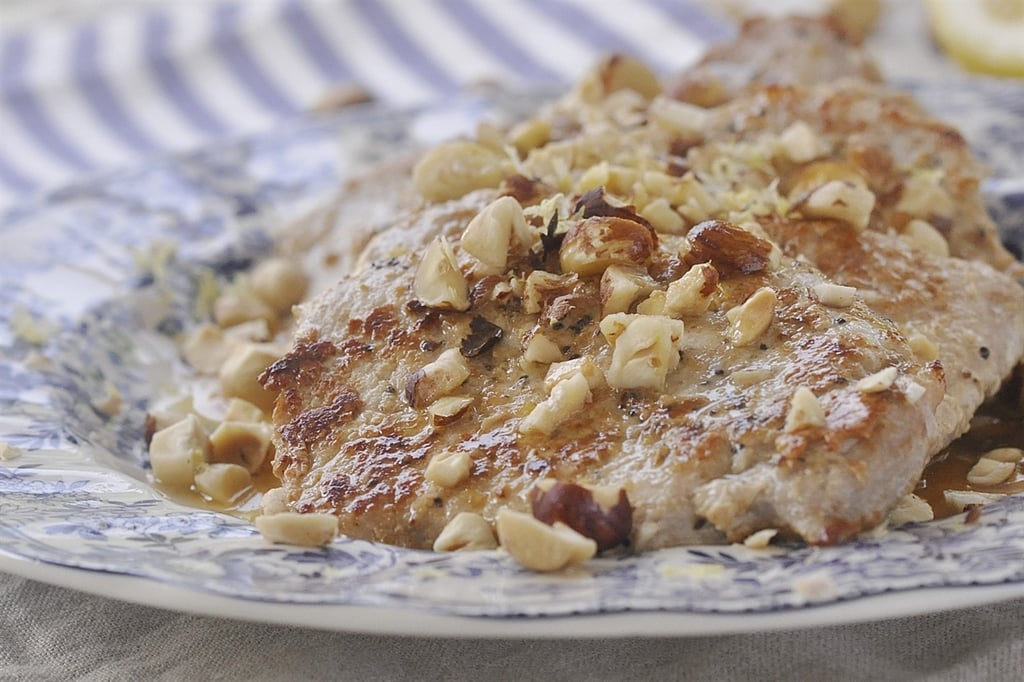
[3,573,1024,680]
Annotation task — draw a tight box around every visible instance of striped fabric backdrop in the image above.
[0,0,733,209]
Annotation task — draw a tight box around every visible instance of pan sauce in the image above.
[916,370,1024,518]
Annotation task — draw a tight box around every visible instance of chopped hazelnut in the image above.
[983,447,1024,463]
[433,512,498,552]
[559,216,654,276]
[249,257,309,315]
[413,236,470,311]
[219,343,281,412]
[209,420,274,472]
[255,512,339,547]
[519,372,592,436]
[523,330,564,364]
[495,508,597,572]
[903,219,949,258]
[662,263,719,317]
[460,196,530,275]
[182,324,234,375]
[784,387,826,433]
[600,314,684,390]
[427,395,474,425]
[799,180,876,230]
[886,493,934,525]
[896,173,953,220]
[777,121,822,164]
[742,528,778,549]
[966,457,1016,487]
[404,348,472,408]
[194,463,252,503]
[544,356,605,392]
[725,287,776,346]
[647,95,709,138]
[425,449,472,487]
[412,141,512,202]
[812,282,857,308]
[529,480,632,551]
[855,366,897,393]
[600,265,656,316]
[149,414,211,489]
[639,197,685,234]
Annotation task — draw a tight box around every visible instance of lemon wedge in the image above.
[926,0,1024,77]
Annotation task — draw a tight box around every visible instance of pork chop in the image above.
[260,42,1024,552]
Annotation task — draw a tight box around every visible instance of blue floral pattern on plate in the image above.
[2,81,1024,619]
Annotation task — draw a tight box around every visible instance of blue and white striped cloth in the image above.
[0,0,732,209]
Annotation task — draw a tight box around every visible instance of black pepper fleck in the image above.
[979,346,990,359]
[759,343,768,351]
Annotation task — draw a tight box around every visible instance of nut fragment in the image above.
[249,257,309,315]
[685,220,773,276]
[260,487,290,515]
[404,348,471,408]
[786,160,867,199]
[209,420,274,472]
[639,197,685,234]
[495,508,597,572]
[777,121,822,164]
[223,397,266,423]
[412,141,511,202]
[662,263,719,317]
[519,372,592,435]
[255,512,339,547]
[529,480,633,551]
[855,366,898,393]
[433,512,498,552]
[508,118,551,156]
[182,324,233,374]
[149,414,211,489]
[647,95,709,138]
[559,216,654,276]
[460,196,530,275]
[0,441,24,461]
[784,387,826,433]
[413,236,470,311]
[427,395,474,425]
[92,382,123,417]
[896,173,953,220]
[725,287,776,346]
[942,489,1004,513]
[544,356,605,392]
[194,463,252,504]
[742,528,778,549]
[886,493,934,525]
[903,219,949,258]
[600,314,684,390]
[966,457,1017,487]
[523,330,563,364]
[907,333,940,363]
[425,449,472,487]
[523,271,576,314]
[219,343,281,412]
[600,265,657,316]
[983,447,1024,463]
[146,394,195,433]
[798,180,876,231]
[812,282,857,308]
[213,288,276,329]
[576,53,662,103]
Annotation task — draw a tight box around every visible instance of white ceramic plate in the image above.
[2,83,1024,637]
